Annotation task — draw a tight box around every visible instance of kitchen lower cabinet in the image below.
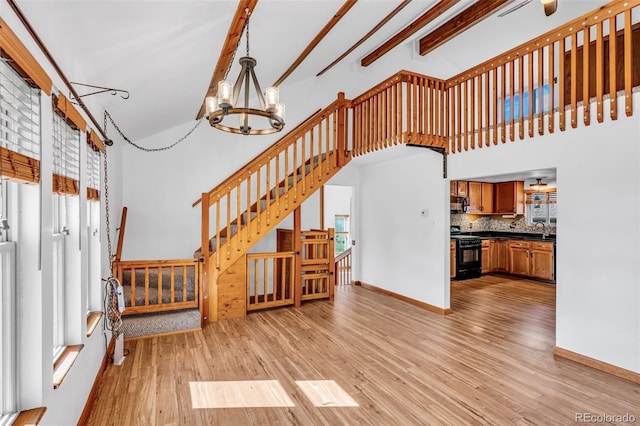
[529,242,555,280]
[481,240,491,273]
[508,240,555,281]
[509,241,530,275]
[450,241,456,278]
[491,239,509,272]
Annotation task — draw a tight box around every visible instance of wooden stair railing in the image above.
[197,93,351,321]
[335,247,352,286]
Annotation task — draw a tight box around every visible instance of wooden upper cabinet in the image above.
[494,181,524,214]
[468,182,493,214]
[452,180,468,196]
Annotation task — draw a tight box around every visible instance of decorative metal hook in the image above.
[69,82,130,100]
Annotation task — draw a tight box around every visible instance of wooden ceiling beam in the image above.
[360,0,461,68]
[273,0,357,87]
[317,0,413,77]
[195,0,258,120]
[419,0,514,56]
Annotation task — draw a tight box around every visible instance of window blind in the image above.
[52,111,80,195]
[86,146,100,200]
[0,58,41,183]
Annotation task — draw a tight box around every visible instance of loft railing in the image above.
[351,70,448,156]
[445,0,639,153]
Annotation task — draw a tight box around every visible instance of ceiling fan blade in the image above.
[497,0,533,18]
[542,0,557,16]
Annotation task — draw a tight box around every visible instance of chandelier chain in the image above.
[245,9,250,57]
[103,110,202,152]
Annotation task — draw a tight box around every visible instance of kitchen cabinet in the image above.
[451,180,468,197]
[450,241,456,278]
[494,181,525,214]
[529,241,555,280]
[509,241,530,275]
[508,240,555,281]
[468,181,494,214]
[481,240,491,273]
[491,239,509,271]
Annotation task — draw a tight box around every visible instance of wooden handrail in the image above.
[335,247,351,263]
[114,206,127,263]
[192,107,324,208]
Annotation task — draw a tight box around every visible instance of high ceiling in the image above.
[13,0,608,142]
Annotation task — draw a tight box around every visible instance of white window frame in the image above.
[0,241,17,422]
[86,200,101,313]
[526,191,557,225]
[334,215,350,254]
[52,194,68,359]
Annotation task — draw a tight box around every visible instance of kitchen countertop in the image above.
[452,231,556,243]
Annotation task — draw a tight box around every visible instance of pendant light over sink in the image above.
[530,178,548,191]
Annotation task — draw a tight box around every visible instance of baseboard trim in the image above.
[77,337,114,426]
[553,346,640,385]
[355,281,452,315]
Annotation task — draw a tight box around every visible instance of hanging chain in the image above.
[221,8,250,82]
[245,9,250,57]
[103,110,202,153]
[103,112,113,272]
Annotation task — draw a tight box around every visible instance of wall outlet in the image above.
[420,209,429,217]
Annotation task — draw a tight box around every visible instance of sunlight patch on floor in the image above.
[189,380,295,408]
[295,380,359,407]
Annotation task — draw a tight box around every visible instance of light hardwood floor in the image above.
[87,275,640,425]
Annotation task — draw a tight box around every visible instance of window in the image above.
[526,191,557,225]
[0,240,16,419]
[0,56,40,423]
[52,195,67,358]
[334,215,350,254]
[86,200,101,313]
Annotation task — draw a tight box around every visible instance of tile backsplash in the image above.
[451,214,556,234]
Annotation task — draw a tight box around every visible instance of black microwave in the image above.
[450,196,470,213]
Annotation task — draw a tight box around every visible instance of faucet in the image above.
[534,222,548,239]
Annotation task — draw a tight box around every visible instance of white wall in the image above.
[447,98,640,374]
[324,185,352,231]
[354,146,449,309]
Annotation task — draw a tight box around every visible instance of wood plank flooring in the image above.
[87,275,640,425]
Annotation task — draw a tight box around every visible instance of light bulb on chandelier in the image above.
[205,9,285,135]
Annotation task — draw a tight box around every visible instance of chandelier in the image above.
[205,9,285,135]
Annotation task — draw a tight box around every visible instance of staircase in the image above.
[196,72,449,323]
[195,93,351,322]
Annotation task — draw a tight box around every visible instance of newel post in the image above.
[336,92,346,168]
[200,192,210,325]
[328,228,335,301]
[293,206,302,308]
